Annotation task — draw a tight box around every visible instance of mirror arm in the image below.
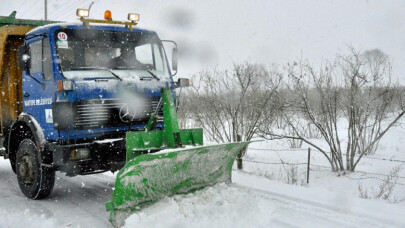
[161,40,177,48]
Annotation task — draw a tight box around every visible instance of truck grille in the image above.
[73,98,163,129]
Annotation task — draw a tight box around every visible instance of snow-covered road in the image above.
[1,157,404,228]
[0,158,114,227]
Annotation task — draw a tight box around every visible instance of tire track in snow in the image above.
[0,159,115,227]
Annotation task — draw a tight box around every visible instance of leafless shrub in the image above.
[357,165,402,202]
[358,183,371,199]
[187,62,282,143]
[284,164,299,184]
[254,169,275,180]
[262,47,405,171]
[305,123,323,139]
[375,166,402,201]
[274,113,287,129]
[275,153,303,185]
[287,127,303,148]
[180,62,282,170]
[254,164,306,186]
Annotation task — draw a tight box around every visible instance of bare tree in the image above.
[184,62,282,169]
[262,47,404,171]
[340,47,403,170]
[357,49,393,155]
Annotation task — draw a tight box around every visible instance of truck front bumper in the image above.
[48,138,126,176]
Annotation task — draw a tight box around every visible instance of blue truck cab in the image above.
[0,12,183,199]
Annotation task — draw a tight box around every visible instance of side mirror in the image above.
[18,45,30,72]
[176,78,190,88]
[172,47,178,74]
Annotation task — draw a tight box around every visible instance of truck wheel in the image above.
[16,139,55,199]
[10,156,17,174]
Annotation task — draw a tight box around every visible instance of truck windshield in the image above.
[54,28,171,81]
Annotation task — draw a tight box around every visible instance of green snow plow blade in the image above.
[106,141,250,226]
[105,88,250,226]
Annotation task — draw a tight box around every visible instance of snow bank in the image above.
[124,183,274,228]
[124,172,405,228]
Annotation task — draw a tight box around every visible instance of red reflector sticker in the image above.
[57,32,68,41]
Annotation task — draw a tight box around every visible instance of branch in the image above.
[353,110,405,169]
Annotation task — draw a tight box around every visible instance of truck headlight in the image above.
[57,80,74,91]
[71,148,90,160]
[76,9,89,18]
[128,13,140,22]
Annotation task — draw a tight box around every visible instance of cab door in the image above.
[22,37,55,132]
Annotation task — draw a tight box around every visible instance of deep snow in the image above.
[2,160,404,228]
[0,120,404,227]
[124,172,405,228]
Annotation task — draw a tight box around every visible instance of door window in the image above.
[29,40,42,74]
[43,38,52,80]
[29,38,53,80]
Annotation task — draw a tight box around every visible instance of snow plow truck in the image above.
[0,9,250,226]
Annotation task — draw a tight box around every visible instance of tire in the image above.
[16,139,55,199]
[10,155,16,174]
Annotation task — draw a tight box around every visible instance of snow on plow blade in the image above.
[105,141,250,227]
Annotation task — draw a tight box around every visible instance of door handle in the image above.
[23,92,30,98]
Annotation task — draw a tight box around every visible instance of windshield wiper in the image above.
[145,69,160,81]
[71,67,123,81]
[115,67,161,81]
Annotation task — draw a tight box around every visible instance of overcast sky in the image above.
[2,0,404,83]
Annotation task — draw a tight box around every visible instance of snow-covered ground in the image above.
[242,119,405,203]
[0,120,404,227]
[1,160,404,228]
[0,161,115,227]
[124,172,405,228]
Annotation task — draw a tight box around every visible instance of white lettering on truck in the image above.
[24,98,52,106]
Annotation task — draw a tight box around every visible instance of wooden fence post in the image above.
[307,147,311,184]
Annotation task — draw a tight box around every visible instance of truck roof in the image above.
[0,11,156,38]
[26,23,156,38]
